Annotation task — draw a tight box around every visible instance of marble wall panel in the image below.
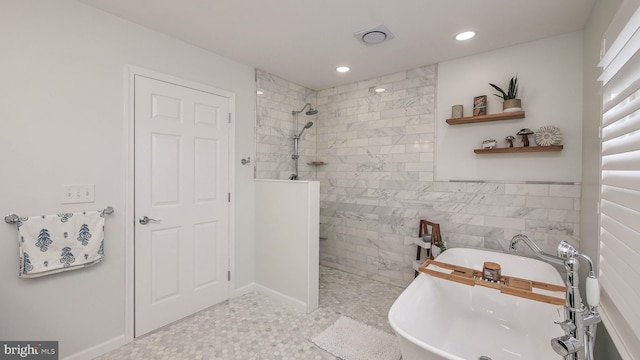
[256,70,317,180]
[256,67,581,287]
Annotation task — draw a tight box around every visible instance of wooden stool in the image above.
[414,220,442,277]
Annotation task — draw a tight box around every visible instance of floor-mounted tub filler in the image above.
[389,238,600,360]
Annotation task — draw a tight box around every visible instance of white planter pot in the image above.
[503,99,522,112]
[431,246,441,258]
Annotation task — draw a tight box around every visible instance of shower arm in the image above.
[292,103,312,116]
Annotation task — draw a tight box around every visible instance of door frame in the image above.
[123,65,236,342]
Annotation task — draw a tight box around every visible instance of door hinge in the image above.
[228,192,231,202]
[228,113,231,123]
[228,271,231,281]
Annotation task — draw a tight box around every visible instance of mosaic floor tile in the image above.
[98,266,406,359]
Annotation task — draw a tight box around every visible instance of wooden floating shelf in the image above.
[474,145,563,154]
[446,111,525,125]
[419,259,566,305]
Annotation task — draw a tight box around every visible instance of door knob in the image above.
[139,216,160,225]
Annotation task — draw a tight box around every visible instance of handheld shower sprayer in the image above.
[298,122,314,137]
[557,241,600,308]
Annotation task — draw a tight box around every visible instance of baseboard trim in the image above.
[254,283,307,312]
[232,282,255,298]
[62,334,127,360]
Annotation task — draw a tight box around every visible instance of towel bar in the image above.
[4,206,114,224]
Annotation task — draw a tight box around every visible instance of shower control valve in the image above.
[554,319,576,333]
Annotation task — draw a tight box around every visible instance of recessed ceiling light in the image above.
[374,87,386,93]
[336,66,350,73]
[456,31,476,41]
[256,90,264,95]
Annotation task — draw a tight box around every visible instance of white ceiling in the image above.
[79,0,595,91]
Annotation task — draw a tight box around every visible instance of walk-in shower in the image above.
[289,103,318,180]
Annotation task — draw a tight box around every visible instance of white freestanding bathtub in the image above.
[388,247,566,360]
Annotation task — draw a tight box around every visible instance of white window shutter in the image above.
[598,5,640,358]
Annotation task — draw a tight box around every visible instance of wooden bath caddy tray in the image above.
[418,260,566,305]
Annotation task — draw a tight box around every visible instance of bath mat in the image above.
[310,316,401,360]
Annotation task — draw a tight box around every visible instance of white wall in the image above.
[0,1,255,358]
[436,32,583,183]
[254,180,319,312]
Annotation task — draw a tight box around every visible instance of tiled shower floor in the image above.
[98,266,406,359]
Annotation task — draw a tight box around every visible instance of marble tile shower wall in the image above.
[255,67,581,287]
[314,65,581,286]
[256,70,317,180]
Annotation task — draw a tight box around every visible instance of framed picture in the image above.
[473,95,487,116]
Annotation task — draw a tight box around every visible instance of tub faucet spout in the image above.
[509,234,564,266]
[509,234,601,360]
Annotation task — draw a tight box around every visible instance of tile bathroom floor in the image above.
[98,266,406,360]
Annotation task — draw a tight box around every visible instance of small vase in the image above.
[503,99,522,113]
[451,105,463,118]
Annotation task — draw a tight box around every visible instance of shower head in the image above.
[298,121,314,137]
[293,103,318,116]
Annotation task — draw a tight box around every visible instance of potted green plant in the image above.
[431,238,447,257]
[489,75,522,113]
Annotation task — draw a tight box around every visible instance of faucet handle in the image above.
[554,319,576,333]
[557,240,579,259]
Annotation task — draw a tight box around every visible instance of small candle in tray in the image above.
[482,262,501,282]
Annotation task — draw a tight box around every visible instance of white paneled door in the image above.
[134,75,230,337]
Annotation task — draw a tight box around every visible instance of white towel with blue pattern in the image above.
[16,210,105,278]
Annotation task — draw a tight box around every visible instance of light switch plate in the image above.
[61,184,95,204]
